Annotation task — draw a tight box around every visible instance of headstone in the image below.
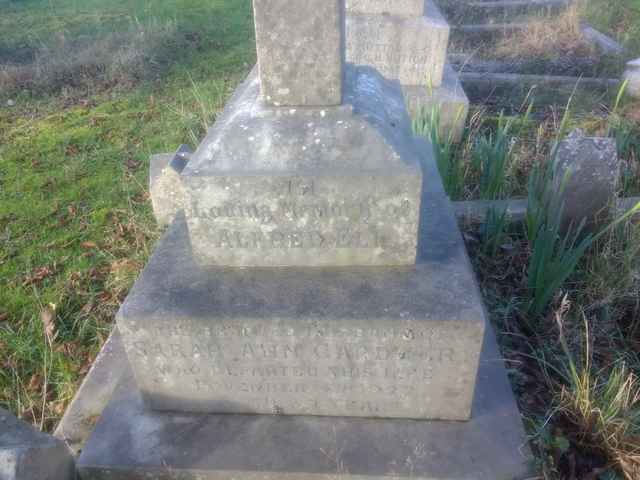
[0,408,75,480]
[346,0,449,87]
[623,58,640,99]
[74,0,531,478]
[554,129,620,230]
[345,0,469,141]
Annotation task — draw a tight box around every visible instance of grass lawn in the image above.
[0,0,255,430]
[1,0,639,478]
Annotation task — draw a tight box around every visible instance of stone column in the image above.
[253,0,343,106]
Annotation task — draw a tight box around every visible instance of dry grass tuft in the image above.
[0,19,177,95]
[495,4,596,60]
[556,302,640,479]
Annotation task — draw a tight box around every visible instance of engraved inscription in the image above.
[186,178,417,252]
[128,321,471,416]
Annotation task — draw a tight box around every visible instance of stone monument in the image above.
[346,0,469,141]
[74,1,530,478]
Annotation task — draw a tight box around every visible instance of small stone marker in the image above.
[0,408,75,480]
[623,58,640,99]
[554,129,620,230]
[253,0,342,106]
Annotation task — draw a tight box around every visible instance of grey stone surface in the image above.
[346,0,425,16]
[554,129,620,230]
[76,324,533,480]
[623,58,640,98]
[402,64,469,142]
[117,195,485,419]
[149,145,191,228]
[346,0,449,87]
[581,23,626,56]
[253,0,342,106]
[0,408,75,480]
[54,329,129,457]
[181,65,423,267]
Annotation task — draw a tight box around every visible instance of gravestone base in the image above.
[75,324,532,480]
[402,65,469,142]
[115,206,484,420]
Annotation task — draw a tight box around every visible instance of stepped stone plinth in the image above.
[71,0,531,478]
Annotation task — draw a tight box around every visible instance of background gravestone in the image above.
[554,129,620,230]
[345,0,469,141]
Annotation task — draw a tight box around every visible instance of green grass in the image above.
[585,0,640,56]
[0,0,255,429]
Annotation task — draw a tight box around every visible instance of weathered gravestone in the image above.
[554,129,620,231]
[75,1,531,478]
[0,408,75,480]
[345,0,469,141]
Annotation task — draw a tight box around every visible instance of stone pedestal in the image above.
[346,0,469,141]
[117,204,484,420]
[182,67,422,267]
[74,162,533,477]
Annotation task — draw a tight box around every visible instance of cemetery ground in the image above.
[0,0,639,478]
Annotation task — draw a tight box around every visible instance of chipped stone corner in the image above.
[149,145,192,228]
